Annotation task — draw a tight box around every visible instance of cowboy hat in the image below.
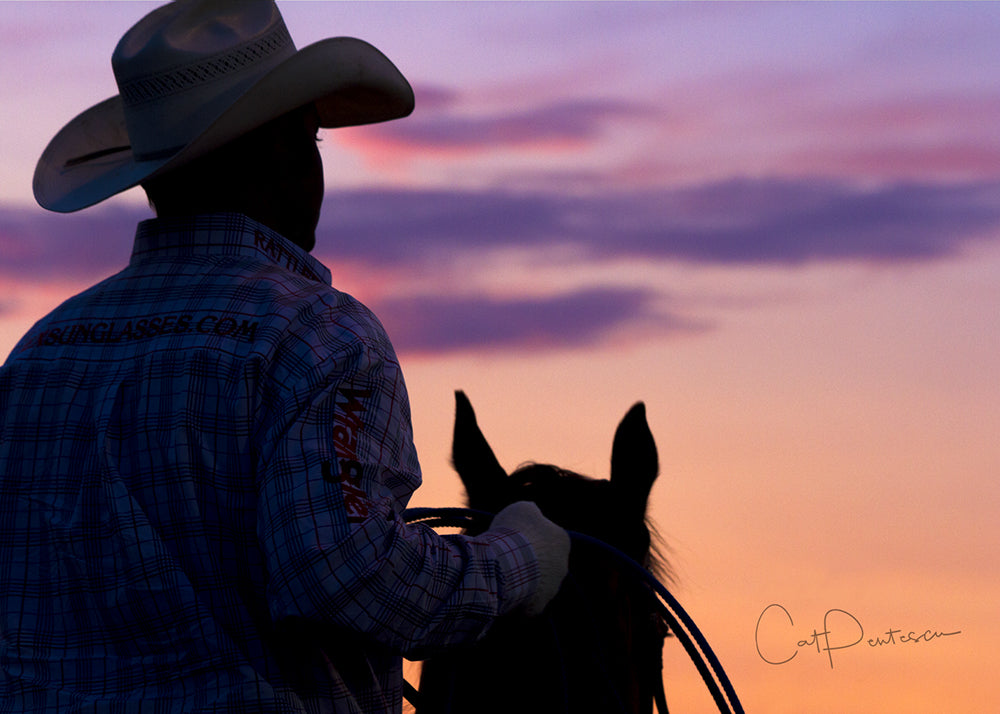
[33,0,414,213]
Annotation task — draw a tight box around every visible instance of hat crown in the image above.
[111,0,295,158]
[34,0,414,213]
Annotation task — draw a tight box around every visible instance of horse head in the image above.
[452,389,658,564]
[418,391,668,714]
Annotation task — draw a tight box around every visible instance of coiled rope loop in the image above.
[403,507,744,714]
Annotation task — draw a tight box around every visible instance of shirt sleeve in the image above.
[256,322,539,657]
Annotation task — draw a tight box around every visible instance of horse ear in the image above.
[610,402,659,516]
[452,390,509,511]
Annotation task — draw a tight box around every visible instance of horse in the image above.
[415,391,669,714]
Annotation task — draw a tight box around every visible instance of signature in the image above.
[755,603,962,669]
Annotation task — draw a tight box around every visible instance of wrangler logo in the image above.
[328,387,374,523]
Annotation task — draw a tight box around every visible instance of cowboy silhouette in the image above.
[2,2,569,711]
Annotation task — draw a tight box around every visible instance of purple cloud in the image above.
[318,178,1000,267]
[407,84,462,112]
[4,178,999,283]
[370,287,705,355]
[3,176,999,354]
[4,178,1000,281]
[0,205,142,279]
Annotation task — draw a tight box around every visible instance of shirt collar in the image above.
[130,213,332,285]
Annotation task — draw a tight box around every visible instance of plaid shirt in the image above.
[0,214,539,713]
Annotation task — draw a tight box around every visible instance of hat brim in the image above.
[34,37,414,213]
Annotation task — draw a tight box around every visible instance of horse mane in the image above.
[506,461,673,585]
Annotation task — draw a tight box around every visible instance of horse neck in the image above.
[417,547,660,714]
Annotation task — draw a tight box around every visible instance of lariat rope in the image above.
[402,507,745,714]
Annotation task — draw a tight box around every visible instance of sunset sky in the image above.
[2,2,998,712]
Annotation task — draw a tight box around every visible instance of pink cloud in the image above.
[784,144,1000,182]
[335,95,660,164]
[769,92,1000,180]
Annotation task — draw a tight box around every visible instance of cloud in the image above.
[348,96,658,154]
[318,178,1000,267]
[0,205,143,279]
[335,58,1000,187]
[784,145,1000,183]
[407,84,463,112]
[370,287,706,355]
[3,176,999,355]
[5,177,1000,281]
[767,92,1000,181]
